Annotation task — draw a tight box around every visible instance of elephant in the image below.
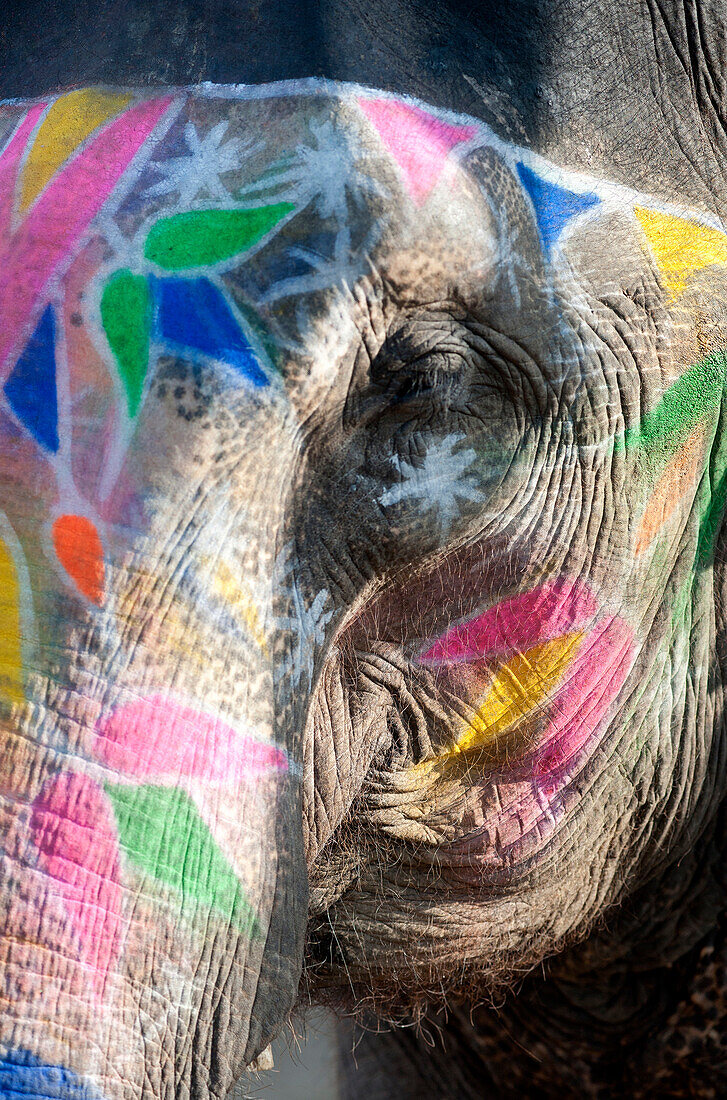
[2,2,727,1099]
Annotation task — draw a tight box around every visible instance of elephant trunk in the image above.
[0,423,312,1097]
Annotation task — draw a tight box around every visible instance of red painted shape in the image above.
[358,97,479,205]
[95,695,289,785]
[52,514,105,604]
[533,615,634,786]
[419,578,599,665]
[30,772,123,995]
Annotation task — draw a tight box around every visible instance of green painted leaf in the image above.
[144,204,295,270]
[100,270,151,417]
[105,782,259,937]
[616,351,727,459]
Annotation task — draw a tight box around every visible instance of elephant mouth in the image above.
[302,572,636,1006]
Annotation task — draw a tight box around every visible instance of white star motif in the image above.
[237,116,384,222]
[378,433,485,535]
[144,121,260,206]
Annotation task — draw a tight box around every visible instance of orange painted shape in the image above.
[52,514,105,605]
[18,89,133,214]
[635,426,707,554]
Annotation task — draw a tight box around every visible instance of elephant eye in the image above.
[369,347,467,410]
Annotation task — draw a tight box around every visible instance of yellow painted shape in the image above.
[635,425,706,554]
[18,89,133,213]
[211,560,269,657]
[0,539,24,705]
[634,207,727,299]
[446,631,583,759]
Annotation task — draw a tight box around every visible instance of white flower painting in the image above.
[273,544,333,694]
[144,121,260,206]
[378,433,485,536]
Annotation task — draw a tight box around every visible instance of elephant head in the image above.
[0,83,726,1097]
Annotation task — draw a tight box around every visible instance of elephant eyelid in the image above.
[369,340,469,382]
[369,350,468,410]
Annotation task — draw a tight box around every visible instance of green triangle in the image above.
[105,782,259,937]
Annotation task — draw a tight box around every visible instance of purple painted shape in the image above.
[30,772,122,995]
[0,96,173,375]
[94,695,289,785]
[358,97,479,205]
[419,578,599,665]
[0,103,47,233]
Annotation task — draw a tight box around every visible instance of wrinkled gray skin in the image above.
[2,3,727,1099]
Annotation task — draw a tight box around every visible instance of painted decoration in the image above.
[4,303,59,452]
[93,695,288,784]
[418,580,634,781]
[17,89,133,214]
[144,204,294,269]
[0,79,727,1093]
[52,515,105,605]
[516,162,600,254]
[100,271,152,416]
[634,207,727,299]
[0,536,24,704]
[359,97,478,204]
[0,95,173,375]
[420,579,598,665]
[104,782,258,935]
[30,772,123,994]
[0,1049,105,1099]
[151,276,268,385]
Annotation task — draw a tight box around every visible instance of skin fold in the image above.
[1,6,727,1097]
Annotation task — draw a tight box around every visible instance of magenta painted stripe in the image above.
[419,578,598,665]
[94,695,289,785]
[0,96,172,374]
[30,772,122,995]
[0,103,47,234]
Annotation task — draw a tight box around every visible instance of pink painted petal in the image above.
[30,772,122,995]
[358,98,479,205]
[419,578,598,665]
[0,96,173,375]
[94,695,289,785]
[534,616,634,786]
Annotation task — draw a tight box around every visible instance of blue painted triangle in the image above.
[516,162,600,255]
[151,276,268,388]
[4,304,59,452]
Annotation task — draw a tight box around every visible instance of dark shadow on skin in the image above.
[4,1,725,213]
[0,0,545,138]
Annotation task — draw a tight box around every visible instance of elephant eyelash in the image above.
[383,364,460,405]
[370,350,467,409]
[342,345,468,428]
